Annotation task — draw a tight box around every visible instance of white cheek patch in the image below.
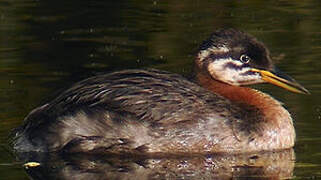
[208,58,262,86]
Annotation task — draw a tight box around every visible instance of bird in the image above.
[11,29,309,154]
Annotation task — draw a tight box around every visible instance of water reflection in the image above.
[19,150,294,179]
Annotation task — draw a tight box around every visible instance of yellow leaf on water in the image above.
[23,162,41,169]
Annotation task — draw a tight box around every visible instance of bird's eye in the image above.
[240,54,251,63]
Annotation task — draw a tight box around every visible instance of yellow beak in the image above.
[251,68,310,94]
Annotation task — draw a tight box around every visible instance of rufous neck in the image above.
[195,72,282,117]
[195,71,295,151]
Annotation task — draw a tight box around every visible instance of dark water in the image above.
[0,0,320,179]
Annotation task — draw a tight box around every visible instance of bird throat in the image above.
[195,72,287,123]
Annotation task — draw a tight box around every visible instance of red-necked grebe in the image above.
[12,29,309,154]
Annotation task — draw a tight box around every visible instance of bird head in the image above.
[195,29,309,94]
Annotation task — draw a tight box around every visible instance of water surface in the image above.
[0,0,320,179]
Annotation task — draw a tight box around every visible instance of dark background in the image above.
[0,0,320,179]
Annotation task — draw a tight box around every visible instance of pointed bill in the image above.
[251,68,310,94]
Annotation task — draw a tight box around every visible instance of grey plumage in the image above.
[12,69,261,153]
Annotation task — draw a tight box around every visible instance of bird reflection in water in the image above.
[21,149,294,179]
